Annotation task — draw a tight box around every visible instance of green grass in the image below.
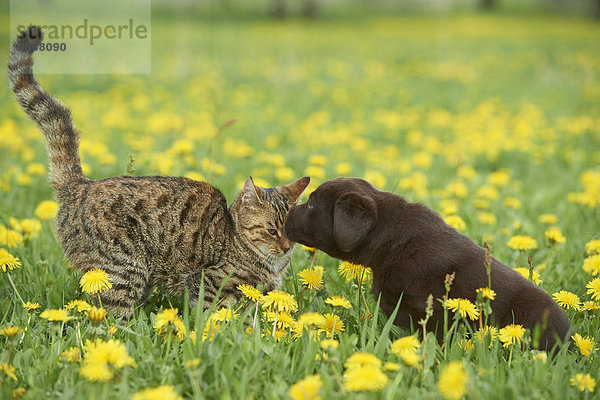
[1,7,600,400]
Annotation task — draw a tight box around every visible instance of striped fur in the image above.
[9,26,310,318]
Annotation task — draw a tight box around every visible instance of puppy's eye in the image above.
[307,203,313,210]
[267,228,278,237]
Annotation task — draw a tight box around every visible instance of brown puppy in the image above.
[285,177,571,350]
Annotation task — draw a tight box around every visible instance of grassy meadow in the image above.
[1,6,600,399]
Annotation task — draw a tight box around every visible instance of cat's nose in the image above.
[281,242,292,253]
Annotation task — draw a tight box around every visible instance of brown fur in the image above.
[9,26,310,317]
[285,177,572,351]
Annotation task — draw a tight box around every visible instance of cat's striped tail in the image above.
[8,26,86,190]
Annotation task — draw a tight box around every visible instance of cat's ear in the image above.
[242,177,264,203]
[282,176,310,204]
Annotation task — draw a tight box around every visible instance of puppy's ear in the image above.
[333,192,377,252]
[281,176,310,204]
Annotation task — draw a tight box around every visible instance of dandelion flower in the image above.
[338,261,371,282]
[87,306,107,322]
[583,254,600,276]
[79,268,113,294]
[320,339,339,350]
[20,218,41,239]
[552,290,581,310]
[498,324,526,347]
[260,290,298,313]
[298,268,323,290]
[267,311,294,329]
[585,239,600,255]
[0,326,23,338]
[79,362,112,382]
[507,235,538,250]
[298,312,326,328]
[154,308,186,342]
[0,362,18,381]
[390,335,421,356]
[0,229,23,248]
[324,296,352,309]
[131,385,183,400]
[581,301,599,311]
[514,268,542,285]
[570,373,596,393]
[437,361,468,400]
[80,338,136,382]
[185,358,202,369]
[476,287,496,300]
[400,350,421,367]
[34,200,59,220]
[61,347,82,362]
[289,374,323,400]
[571,333,596,357]
[586,278,600,301]
[23,301,41,311]
[319,313,344,337]
[210,307,237,323]
[445,298,480,321]
[383,362,401,372]
[65,299,92,314]
[344,352,382,371]
[458,338,475,352]
[107,325,118,336]
[40,308,73,322]
[444,215,466,232]
[538,214,558,224]
[343,366,389,392]
[532,352,547,363]
[0,248,21,272]
[301,245,316,252]
[544,227,566,244]
[474,326,498,343]
[237,284,262,302]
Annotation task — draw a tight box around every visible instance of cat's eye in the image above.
[267,229,278,237]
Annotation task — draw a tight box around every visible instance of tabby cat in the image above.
[8,26,310,318]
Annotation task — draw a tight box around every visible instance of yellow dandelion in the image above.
[503,197,521,209]
[107,325,118,336]
[12,387,26,399]
[154,308,186,342]
[445,298,480,321]
[399,350,421,367]
[344,352,382,371]
[507,235,538,250]
[586,239,600,255]
[210,307,237,323]
[185,358,202,369]
[514,267,542,285]
[545,227,566,244]
[0,362,18,381]
[571,333,596,357]
[237,284,262,302]
[79,362,112,382]
[298,268,323,290]
[586,278,600,301]
[498,324,526,347]
[570,373,596,393]
[0,326,23,338]
[383,362,401,371]
[343,366,389,392]
[27,162,46,175]
[40,308,73,322]
[444,215,466,232]
[324,296,352,309]
[81,338,136,381]
[538,214,558,224]
[87,306,107,322]
[581,301,600,311]
[458,338,475,352]
[298,312,326,329]
[131,385,183,400]
[474,326,498,343]
[552,290,582,311]
[19,218,41,239]
[65,299,92,314]
[0,248,21,272]
[301,245,316,252]
[476,287,496,300]
[34,200,59,220]
[338,261,371,282]
[532,351,547,363]
[320,339,339,350]
[390,335,421,356]
[79,268,113,294]
[23,301,40,311]
[260,290,298,313]
[319,313,345,337]
[477,212,497,226]
[0,229,23,248]
[267,311,294,329]
[583,254,600,276]
[61,347,82,363]
[437,361,468,400]
[289,374,323,400]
